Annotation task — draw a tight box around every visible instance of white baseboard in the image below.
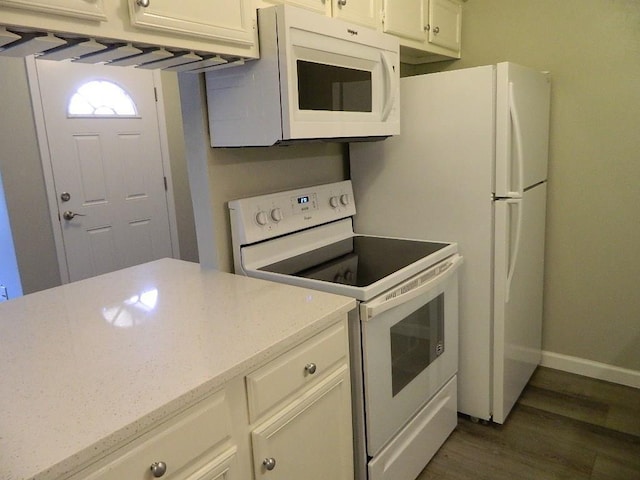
[540,351,640,389]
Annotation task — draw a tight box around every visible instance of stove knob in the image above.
[344,270,354,283]
[340,194,350,206]
[255,211,268,226]
[329,196,339,208]
[270,208,283,222]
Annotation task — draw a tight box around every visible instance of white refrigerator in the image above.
[349,62,551,423]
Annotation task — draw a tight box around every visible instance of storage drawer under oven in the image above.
[368,376,457,480]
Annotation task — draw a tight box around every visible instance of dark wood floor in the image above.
[417,367,640,480]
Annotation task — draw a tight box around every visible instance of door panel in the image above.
[493,183,546,423]
[495,62,551,196]
[35,60,174,282]
[382,0,424,41]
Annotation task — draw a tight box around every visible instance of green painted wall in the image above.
[411,0,640,371]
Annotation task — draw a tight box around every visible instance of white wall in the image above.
[0,56,60,294]
[178,73,348,273]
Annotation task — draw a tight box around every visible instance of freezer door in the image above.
[495,62,551,197]
[492,183,546,423]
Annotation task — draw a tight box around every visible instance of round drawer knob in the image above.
[263,457,277,471]
[136,0,150,7]
[150,461,167,478]
[305,363,317,375]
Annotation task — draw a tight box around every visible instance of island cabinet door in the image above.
[250,365,354,480]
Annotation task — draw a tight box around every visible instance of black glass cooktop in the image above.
[259,235,449,287]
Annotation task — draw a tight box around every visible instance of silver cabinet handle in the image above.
[337,0,347,6]
[433,26,440,34]
[150,461,167,477]
[62,211,86,220]
[263,457,276,471]
[305,363,317,374]
[136,0,150,7]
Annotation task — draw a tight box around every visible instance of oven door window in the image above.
[390,293,444,396]
[297,60,372,112]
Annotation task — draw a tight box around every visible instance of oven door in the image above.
[359,254,461,456]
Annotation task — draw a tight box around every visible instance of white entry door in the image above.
[34,60,175,282]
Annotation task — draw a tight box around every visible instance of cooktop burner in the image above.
[259,235,450,287]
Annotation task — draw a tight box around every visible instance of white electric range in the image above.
[229,180,462,480]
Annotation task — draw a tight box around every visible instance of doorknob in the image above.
[62,211,86,220]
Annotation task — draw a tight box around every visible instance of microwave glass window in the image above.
[390,293,445,397]
[297,61,372,112]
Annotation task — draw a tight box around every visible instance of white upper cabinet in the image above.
[382,0,423,41]
[426,0,461,52]
[128,0,256,46]
[0,0,259,66]
[383,0,461,63]
[331,0,379,29]
[262,0,379,29]
[0,0,106,21]
[259,0,461,63]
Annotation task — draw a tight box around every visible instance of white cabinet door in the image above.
[268,0,378,28]
[383,0,461,62]
[68,389,237,480]
[427,0,461,52]
[251,366,354,480]
[128,0,255,46]
[382,0,424,41]
[284,0,332,16]
[0,0,106,20]
[332,0,379,29]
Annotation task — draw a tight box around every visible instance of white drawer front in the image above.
[246,320,347,422]
[368,376,457,480]
[77,389,232,480]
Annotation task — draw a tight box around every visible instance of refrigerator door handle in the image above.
[508,81,525,197]
[505,198,523,303]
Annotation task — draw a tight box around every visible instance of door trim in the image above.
[25,56,180,284]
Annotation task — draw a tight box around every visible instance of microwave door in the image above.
[286,40,399,140]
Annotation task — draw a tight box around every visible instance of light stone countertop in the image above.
[0,258,355,480]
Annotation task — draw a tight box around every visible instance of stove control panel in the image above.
[229,180,356,245]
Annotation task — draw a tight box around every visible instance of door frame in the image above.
[25,56,180,284]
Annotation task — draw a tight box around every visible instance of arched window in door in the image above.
[67,80,138,117]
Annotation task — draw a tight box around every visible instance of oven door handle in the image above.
[361,254,463,321]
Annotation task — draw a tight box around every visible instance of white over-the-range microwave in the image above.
[205,4,400,147]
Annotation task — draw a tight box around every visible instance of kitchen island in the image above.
[0,258,355,480]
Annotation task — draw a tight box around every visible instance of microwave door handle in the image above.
[361,254,463,320]
[380,51,397,121]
